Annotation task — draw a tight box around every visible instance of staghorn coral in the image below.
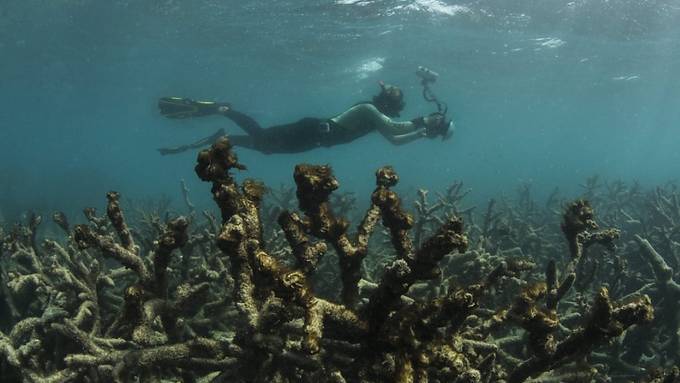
[0,195,233,381]
[0,141,668,382]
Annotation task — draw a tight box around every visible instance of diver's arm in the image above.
[376,118,424,137]
[331,103,423,136]
[381,128,427,145]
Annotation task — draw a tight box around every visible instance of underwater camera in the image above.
[416,66,439,84]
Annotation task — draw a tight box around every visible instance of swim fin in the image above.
[158,97,229,119]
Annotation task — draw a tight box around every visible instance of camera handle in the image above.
[421,78,447,115]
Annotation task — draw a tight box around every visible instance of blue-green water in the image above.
[1,0,679,219]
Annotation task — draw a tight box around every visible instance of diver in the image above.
[157,81,453,155]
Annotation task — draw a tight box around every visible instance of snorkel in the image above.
[416,66,454,140]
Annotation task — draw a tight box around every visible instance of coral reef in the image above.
[0,136,676,382]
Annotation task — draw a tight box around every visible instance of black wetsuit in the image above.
[223,104,375,154]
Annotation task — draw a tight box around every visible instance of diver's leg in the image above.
[221,108,266,138]
[227,135,259,151]
[158,97,229,119]
[157,128,225,156]
[158,144,192,156]
[253,118,325,153]
[221,107,324,151]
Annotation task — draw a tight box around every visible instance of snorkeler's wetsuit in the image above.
[223,106,375,154]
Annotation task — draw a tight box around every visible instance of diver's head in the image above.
[373,81,405,117]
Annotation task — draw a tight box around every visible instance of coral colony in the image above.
[2,136,680,382]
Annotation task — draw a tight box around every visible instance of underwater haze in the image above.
[1,0,680,218]
[6,2,680,382]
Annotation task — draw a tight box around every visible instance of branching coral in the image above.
[0,138,666,382]
[0,192,232,381]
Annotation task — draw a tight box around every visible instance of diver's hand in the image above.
[423,113,447,138]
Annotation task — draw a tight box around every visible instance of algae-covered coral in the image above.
[1,137,678,382]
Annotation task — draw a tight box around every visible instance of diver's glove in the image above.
[158,97,231,119]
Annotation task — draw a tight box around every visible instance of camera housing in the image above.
[416,66,439,83]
